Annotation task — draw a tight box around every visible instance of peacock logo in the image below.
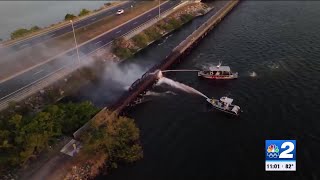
[267,144,279,153]
[267,144,279,158]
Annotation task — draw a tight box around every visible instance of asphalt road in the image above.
[0,1,135,52]
[0,1,181,100]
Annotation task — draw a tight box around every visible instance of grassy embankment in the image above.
[112,3,209,59]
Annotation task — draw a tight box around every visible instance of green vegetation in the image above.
[65,110,143,178]
[111,12,195,59]
[64,13,76,21]
[180,14,194,24]
[144,26,162,41]
[168,18,183,29]
[79,9,91,17]
[0,101,99,169]
[112,37,135,59]
[10,26,41,40]
[82,111,143,164]
[104,2,112,6]
[132,33,149,49]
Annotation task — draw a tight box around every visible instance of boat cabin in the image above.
[220,96,233,104]
[202,66,232,76]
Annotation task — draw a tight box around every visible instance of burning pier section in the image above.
[72,0,239,140]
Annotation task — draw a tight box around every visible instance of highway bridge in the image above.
[0,1,181,110]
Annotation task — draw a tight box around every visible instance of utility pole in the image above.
[159,0,161,18]
[70,20,81,66]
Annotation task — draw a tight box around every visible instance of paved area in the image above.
[0,1,133,52]
[0,1,181,111]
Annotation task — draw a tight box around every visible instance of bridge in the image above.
[70,0,239,141]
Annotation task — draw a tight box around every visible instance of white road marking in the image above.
[95,41,102,45]
[133,22,138,25]
[91,18,96,21]
[33,69,43,76]
[0,66,65,101]
[49,33,56,37]
[116,30,121,34]
[19,44,29,48]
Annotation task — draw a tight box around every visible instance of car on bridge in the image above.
[116,9,124,15]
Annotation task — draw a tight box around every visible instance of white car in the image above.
[116,9,124,15]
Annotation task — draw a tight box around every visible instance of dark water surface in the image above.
[69,1,320,179]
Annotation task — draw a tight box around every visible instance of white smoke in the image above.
[102,61,147,88]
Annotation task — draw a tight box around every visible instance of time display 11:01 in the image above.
[266,164,280,169]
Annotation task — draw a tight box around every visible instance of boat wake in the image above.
[250,71,257,77]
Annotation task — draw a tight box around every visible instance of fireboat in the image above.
[206,96,241,116]
[198,62,238,80]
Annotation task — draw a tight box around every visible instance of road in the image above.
[0,1,135,52]
[0,1,181,101]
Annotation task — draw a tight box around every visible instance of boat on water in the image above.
[206,96,241,116]
[198,62,238,80]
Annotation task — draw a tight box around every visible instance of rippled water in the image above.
[69,1,320,179]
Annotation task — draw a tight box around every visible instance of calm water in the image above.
[0,1,107,40]
[68,1,320,179]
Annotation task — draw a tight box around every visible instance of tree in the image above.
[79,9,90,17]
[0,101,99,169]
[81,111,143,166]
[10,28,29,39]
[104,2,112,6]
[0,130,11,148]
[30,26,41,32]
[65,13,76,21]
[9,114,23,130]
[59,101,99,134]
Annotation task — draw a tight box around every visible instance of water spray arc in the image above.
[154,70,209,99]
[161,69,200,73]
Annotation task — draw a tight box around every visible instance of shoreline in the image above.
[0,1,125,45]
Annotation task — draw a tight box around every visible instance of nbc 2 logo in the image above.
[265,140,296,161]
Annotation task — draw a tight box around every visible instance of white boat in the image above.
[206,96,241,116]
[198,62,238,80]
